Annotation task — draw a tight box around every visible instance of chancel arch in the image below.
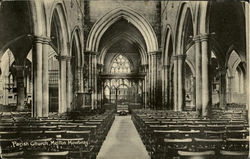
[86,6,158,53]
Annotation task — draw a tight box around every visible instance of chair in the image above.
[220,150,249,159]
[203,130,226,139]
[1,151,24,158]
[226,129,249,138]
[163,138,193,157]
[225,138,249,151]
[193,138,223,153]
[178,150,215,159]
[24,151,69,159]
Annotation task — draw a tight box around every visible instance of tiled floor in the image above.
[97,115,150,159]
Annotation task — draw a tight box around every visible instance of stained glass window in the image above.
[110,55,131,74]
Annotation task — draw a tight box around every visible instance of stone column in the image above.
[3,75,9,106]
[97,64,104,108]
[14,65,26,111]
[164,64,172,110]
[85,51,97,109]
[57,55,69,114]
[66,57,73,111]
[148,54,152,108]
[191,76,196,110]
[32,36,50,117]
[177,54,186,111]
[173,55,178,111]
[92,52,97,109]
[164,64,170,109]
[77,66,84,93]
[219,67,227,109]
[149,52,158,109]
[26,71,31,95]
[156,51,162,108]
[200,34,212,117]
[144,64,149,109]
[194,35,202,116]
[42,41,49,117]
[227,76,233,103]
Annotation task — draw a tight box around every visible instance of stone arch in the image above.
[86,7,158,53]
[49,2,70,55]
[99,32,147,65]
[163,25,174,66]
[70,27,82,67]
[175,2,195,55]
[226,45,245,68]
[70,27,83,95]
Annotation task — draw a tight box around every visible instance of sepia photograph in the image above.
[0,0,249,158]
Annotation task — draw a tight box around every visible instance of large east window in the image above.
[110,55,131,74]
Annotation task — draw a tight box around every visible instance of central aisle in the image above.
[97,115,150,159]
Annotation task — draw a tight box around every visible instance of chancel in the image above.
[0,0,249,159]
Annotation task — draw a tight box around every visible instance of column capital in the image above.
[199,34,210,42]
[56,55,71,61]
[97,63,104,69]
[173,54,186,60]
[77,66,84,69]
[193,33,212,42]
[85,50,98,55]
[163,64,170,69]
[218,67,227,75]
[148,50,161,56]
[33,35,51,44]
[143,64,149,69]
[13,65,28,71]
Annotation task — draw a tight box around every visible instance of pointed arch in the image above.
[175,2,195,55]
[70,27,82,67]
[86,7,158,53]
[49,3,70,55]
[163,26,174,66]
[99,32,147,65]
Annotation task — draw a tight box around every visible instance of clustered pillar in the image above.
[173,54,186,111]
[85,51,98,109]
[156,51,162,108]
[173,56,178,111]
[219,67,227,109]
[148,51,161,109]
[193,34,212,117]
[162,64,170,109]
[32,36,50,117]
[57,55,69,114]
[14,65,26,111]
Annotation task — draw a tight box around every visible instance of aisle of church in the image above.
[97,115,150,159]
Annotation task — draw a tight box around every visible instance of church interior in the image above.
[0,0,249,158]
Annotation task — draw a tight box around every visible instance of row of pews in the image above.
[131,109,249,159]
[0,109,115,159]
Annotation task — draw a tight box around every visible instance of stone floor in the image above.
[97,115,150,159]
